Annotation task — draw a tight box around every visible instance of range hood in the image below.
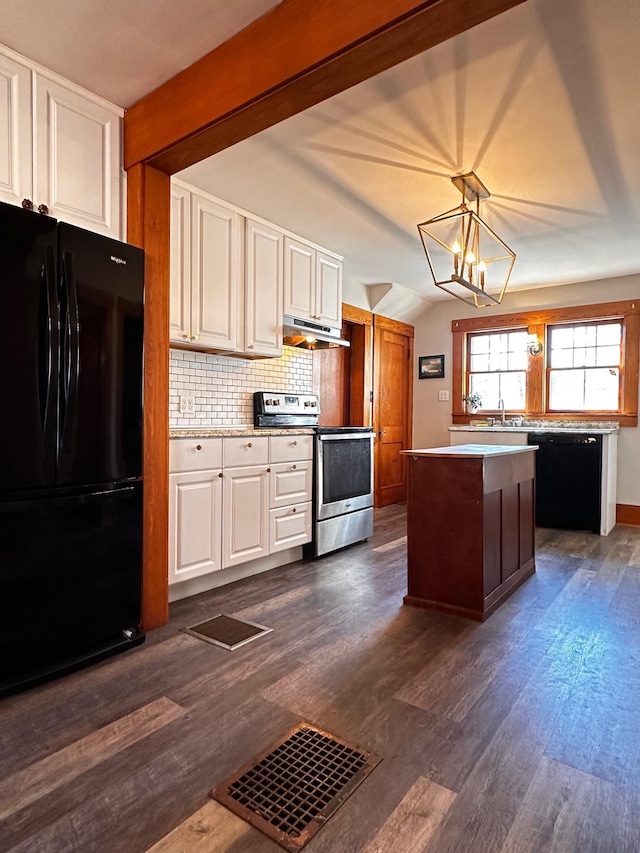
[282,314,350,349]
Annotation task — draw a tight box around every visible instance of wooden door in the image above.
[373,315,414,507]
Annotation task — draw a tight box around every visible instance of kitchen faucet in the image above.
[498,398,506,426]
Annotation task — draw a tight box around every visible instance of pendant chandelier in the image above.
[417,173,516,307]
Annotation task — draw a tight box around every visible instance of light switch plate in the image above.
[438,390,450,402]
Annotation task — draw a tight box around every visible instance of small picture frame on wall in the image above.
[418,354,445,379]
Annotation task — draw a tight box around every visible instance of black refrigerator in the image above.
[0,201,145,698]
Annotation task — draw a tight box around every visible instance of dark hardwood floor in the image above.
[2,506,640,852]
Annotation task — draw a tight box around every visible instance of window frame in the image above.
[466,327,529,411]
[451,299,640,427]
[546,318,623,413]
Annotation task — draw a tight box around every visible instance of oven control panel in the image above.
[255,392,320,415]
[253,391,320,427]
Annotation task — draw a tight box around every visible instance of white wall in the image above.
[412,273,640,506]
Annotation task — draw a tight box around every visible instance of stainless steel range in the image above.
[253,392,374,556]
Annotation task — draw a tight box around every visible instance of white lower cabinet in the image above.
[222,464,270,568]
[169,434,313,589]
[169,469,223,584]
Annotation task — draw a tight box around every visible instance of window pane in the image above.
[574,326,588,347]
[596,345,620,367]
[508,349,528,370]
[549,370,584,410]
[573,347,587,367]
[470,373,498,408]
[585,368,619,409]
[470,335,490,353]
[550,348,573,369]
[597,324,622,346]
[500,372,526,409]
[470,353,489,372]
[551,327,574,349]
[549,368,619,410]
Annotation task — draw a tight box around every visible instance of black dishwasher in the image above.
[527,433,602,533]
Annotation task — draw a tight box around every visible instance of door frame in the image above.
[125,0,528,628]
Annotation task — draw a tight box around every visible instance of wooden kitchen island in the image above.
[401,444,537,621]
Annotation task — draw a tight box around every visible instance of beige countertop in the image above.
[170,427,315,438]
[402,444,538,458]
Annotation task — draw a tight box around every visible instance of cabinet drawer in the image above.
[270,461,312,508]
[223,436,269,467]
[269,434,313,463]
[269,502,312,553]
[170,438,222,472]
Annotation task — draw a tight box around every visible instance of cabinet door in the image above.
[0,53,32,207]
[169,470,222,585]
[245,218,283,357]
[191,193,242,351]
[315,251,342,329]
[34,74,121,238]
[269,503,312,552]
[284,236,315,320]
[170,182,192,345]
[222,465,269,568]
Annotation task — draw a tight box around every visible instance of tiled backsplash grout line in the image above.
[169,346,313,427]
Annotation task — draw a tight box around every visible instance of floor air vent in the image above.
[211,723,381,851]
[184,614,272,650]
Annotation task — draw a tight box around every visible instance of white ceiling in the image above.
[2,0,639,303]
[0,0,281,107]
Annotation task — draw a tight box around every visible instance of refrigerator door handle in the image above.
[60,251,80,454]
[41,244,59,457]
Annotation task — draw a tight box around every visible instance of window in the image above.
[548,321,622,411]
[451,300,639,426]
[468,330,527,410]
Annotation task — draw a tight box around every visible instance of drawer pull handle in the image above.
[266,467,271,473]
[291,507,297,513]
[292,464,297,469]
[195,444,202,451]
[291,440,297,446]
[247,442,252,448]
[218,472,223,478]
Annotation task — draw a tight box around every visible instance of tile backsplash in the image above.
[169,347,314,427]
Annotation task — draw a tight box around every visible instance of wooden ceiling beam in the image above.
[124,0,528,174]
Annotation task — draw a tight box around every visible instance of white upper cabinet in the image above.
[191,192,242,351]
[34,74,121,238]
[283,237,315,319]
[170,182,192,343]
[169,179,342,355]
[284,236,342,329]
[316,251,342,328]
[0,45,123,239]
[0,52,32,207]
[245,218,283,357]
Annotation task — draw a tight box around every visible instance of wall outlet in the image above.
[438,390,450,402]
[179,394,195,414]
